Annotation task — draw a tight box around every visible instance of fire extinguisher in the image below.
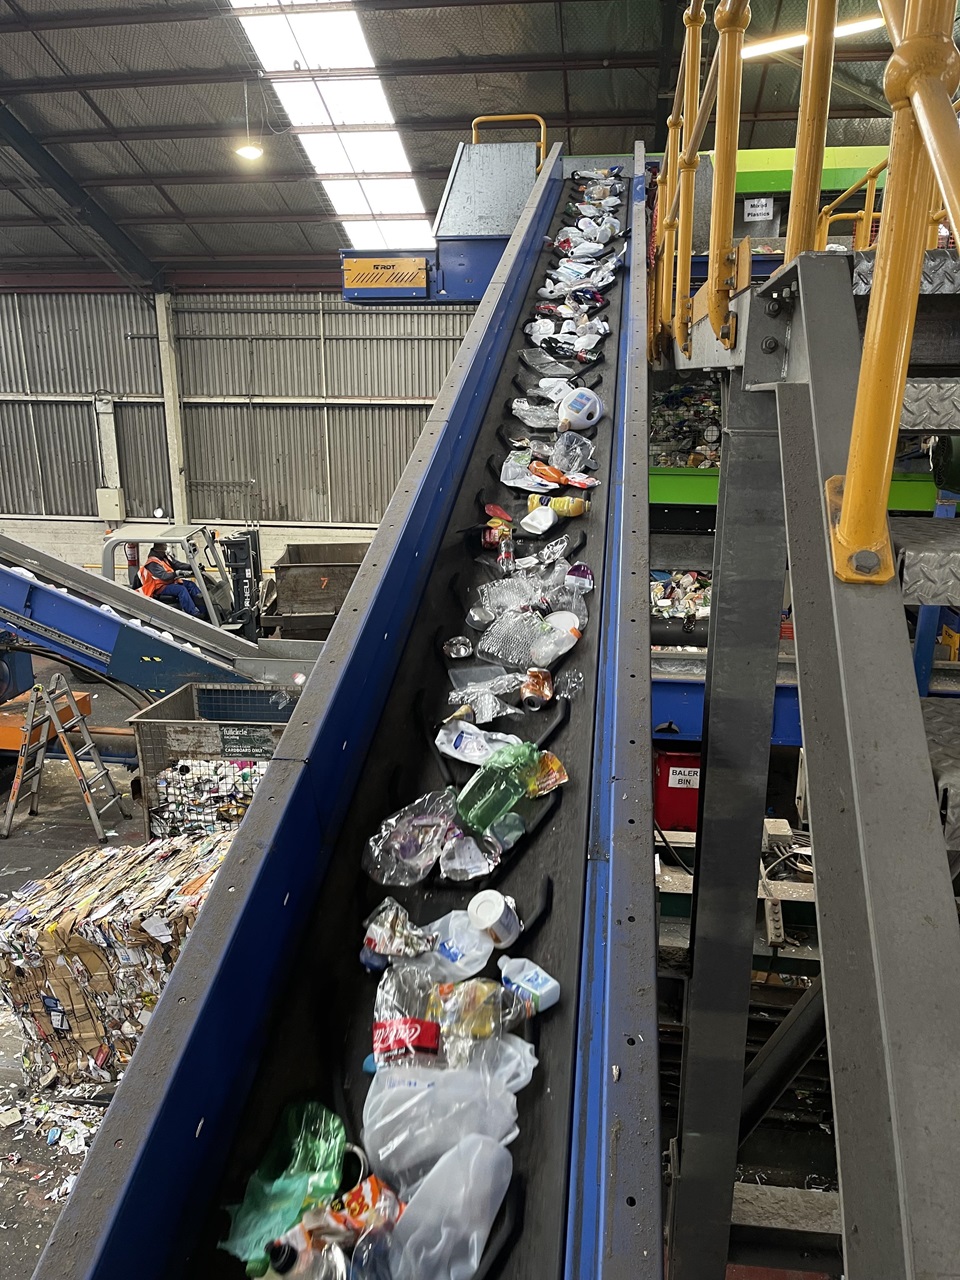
[124,541,141,588]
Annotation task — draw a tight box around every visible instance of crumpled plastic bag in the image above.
[387,1135,513,1280]
[222,1103,345,1274]
[362,1037,536,1198]
[362,790,458,887]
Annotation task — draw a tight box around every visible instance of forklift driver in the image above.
[137,543,209,620]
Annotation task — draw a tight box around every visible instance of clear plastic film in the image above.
[361,790,459,887]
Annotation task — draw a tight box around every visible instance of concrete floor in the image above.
[0,657,145,1279]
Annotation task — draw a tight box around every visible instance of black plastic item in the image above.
[266,1241,297,1275]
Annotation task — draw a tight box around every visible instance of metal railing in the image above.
[652,0,960,585]
[471,114,548,173]
[826,0,960,582]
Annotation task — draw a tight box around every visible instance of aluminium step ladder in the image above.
[0,674,131,841]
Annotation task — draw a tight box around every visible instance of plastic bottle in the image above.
[456,741,539,833]
[527,495,590,518]
[498,955,561,1014]
[266,1239,347,1278]
[529,619,580,667]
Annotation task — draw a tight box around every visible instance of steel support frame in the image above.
[769,252,960,1279]
[739,978,825,1145]
[666,353,786,1280]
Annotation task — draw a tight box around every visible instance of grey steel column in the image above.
[666,362,786,1280]
[773,252,960,1280]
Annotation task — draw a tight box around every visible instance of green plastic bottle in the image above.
[457,741,539,834]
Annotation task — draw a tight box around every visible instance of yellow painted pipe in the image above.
[706,0,751,346]
[829,90,938,581]
[659,108,682,337]
[668,49,720,229]
[784,0,838,260]
[855,172,879,249]
[675,0,706,356]
[816,209,863,250]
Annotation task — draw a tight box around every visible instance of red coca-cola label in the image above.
[372,1018,440,1060]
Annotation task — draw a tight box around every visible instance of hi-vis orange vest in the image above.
[138,556,176,598]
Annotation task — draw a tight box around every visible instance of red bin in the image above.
[654,750,701,831]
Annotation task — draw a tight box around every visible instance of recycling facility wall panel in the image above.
[183,402,331,524]
[325,404,427,523]
[114,402,174,519]
[0,402,43,513]
[0,291,474,525]
[0,400,99,516]
[10,293,162,395]
[174,295,327,398]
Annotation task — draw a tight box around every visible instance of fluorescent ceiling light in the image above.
[742,14,885,58]
[361,178,424,214]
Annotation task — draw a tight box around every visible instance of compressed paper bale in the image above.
[0,831,234,1083]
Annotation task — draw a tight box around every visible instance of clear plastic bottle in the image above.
[529,618,580,667]
[456,741,539,833]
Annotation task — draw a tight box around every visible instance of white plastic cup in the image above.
[468,890,522,948]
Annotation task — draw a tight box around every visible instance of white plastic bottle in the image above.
[529,613,580,667]
[498,956,560,1014]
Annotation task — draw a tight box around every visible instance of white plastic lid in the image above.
[468,889,507,931]
[545,610,581,636]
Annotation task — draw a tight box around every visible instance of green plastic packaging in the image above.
[456,741,539,834]
[221,1102,346,1276]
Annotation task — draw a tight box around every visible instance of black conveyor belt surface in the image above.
[194,171,631,1280]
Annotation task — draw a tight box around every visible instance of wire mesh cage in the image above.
[129,683,298,838]
[649,377,722,470]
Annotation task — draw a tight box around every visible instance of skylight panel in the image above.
[360,178,423,215]
[380,219,435,249]
[321,79,394,125]
[346,223,389,250]
[240,11,374,69]
[323,180,370,215]
[341,131,411,173]
[271,79,332,127]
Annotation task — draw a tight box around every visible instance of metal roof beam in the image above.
[24,104,887,148]
[0,168,448,189]
[0,211,436,227]
[0,104,160,284]
[0,53,666,95]
[0,0,612,32]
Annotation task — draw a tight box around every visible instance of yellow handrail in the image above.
[471,114,548,173]
[826,0,957,584]
[784,0,838,260]
[674,0,706,357]
[706,0,751,347]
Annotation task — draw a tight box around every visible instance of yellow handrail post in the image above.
[784,0,838,260]
[855,171,879,249]
[659,99,683,339]
[674,0,705,357]
[706,0,750,347]
[826,0,956,584]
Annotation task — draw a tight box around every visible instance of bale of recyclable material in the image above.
[0,831,233,1083]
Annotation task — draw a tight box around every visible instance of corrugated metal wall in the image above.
[0,291,473,526]
[114,402,173,519]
